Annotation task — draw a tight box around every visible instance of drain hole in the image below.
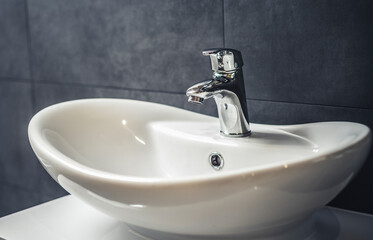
[209,152,224,170]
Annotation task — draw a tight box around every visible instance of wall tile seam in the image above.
[23,0,38,116]
[246,98,373,111]
[0,77,32,84]
[222,0,225,47]
[0,181,39,193]
[23,0,33,81]
[31,80,373,111]
[33,80,186,95]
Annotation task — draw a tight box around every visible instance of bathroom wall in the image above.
[0,0,372,216]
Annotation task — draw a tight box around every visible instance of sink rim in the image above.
[28,98,372,187]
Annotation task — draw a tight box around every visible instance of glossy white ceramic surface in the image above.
[1,196,373,240]
[28,99,371,238]
[2,196,373,240]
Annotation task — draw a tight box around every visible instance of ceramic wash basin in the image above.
[28,99,371,239]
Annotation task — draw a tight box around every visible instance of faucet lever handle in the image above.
[202,48,243,72]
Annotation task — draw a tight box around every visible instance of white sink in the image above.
[28,99,371,239]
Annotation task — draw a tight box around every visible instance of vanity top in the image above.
[0,195,372,240]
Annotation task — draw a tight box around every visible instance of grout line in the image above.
[23,0,37,115]
[34,80,186,95]
[222,0,226,47]
[3,77,372,111]
[23,0,43,203]
[23,0,33,80]
[32,80,373,111]
[0,77,30,83]
[246,97,373,111]
[0,180,37,193]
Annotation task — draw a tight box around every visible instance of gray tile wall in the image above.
[0,0,30,79]
[0,0,372,216]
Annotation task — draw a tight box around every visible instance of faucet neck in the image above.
[212,69,249,123]
[214,89,251,137]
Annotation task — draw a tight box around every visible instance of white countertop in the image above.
[0,195,372,240]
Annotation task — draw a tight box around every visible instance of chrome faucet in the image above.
[186,48,251,137]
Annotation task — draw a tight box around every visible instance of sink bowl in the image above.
[28,99,371,239]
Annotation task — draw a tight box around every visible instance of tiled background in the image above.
[0,0,372,216]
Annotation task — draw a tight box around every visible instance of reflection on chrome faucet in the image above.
[186,48,251,137]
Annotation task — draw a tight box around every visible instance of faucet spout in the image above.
[187,95,204,104]
[186,49,251,137]
[186,79,216,103]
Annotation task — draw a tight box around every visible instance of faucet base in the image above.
[220,130,251,138]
